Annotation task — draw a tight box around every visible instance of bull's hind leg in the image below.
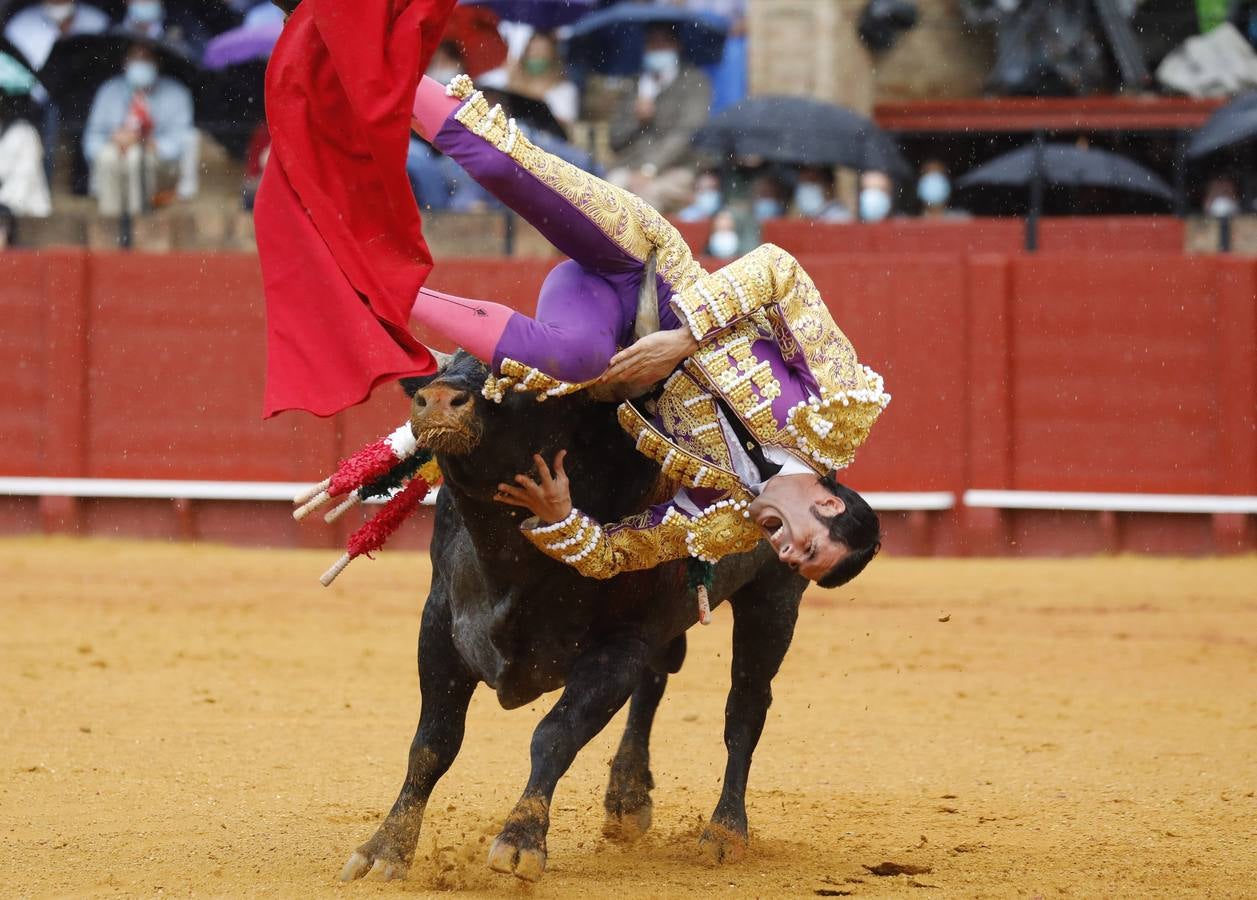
[603,634,685,842]
[700,573,802,865]
[340,590,477,882]
[488,634,649,882]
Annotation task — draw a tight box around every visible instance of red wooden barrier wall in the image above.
[0,238,1253,555]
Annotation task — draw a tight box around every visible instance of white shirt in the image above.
[673,403,814,517]
[4,3,110,69]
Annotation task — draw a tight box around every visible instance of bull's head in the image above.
[404,352,491,456]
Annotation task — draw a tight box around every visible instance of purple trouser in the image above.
[409,77,696,383]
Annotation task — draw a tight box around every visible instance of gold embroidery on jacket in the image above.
[653,372,735,472]
[617,404,741,493]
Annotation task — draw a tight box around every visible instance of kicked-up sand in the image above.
[1,538,1254,898]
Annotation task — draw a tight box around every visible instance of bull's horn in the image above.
[633,249,659,342]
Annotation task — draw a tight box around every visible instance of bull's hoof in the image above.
[602,797,653,843]
[487,835,547,882]
[339,849,410,882]
[698,821,748,866]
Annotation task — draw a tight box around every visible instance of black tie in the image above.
[715,396,782,481]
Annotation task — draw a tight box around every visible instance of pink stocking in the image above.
[409,286,513,366]
[411,75,460,141]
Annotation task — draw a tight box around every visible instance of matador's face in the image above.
[747,475,849,582]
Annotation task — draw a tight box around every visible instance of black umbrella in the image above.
[692,95,911,178]
[38,28,205,128]
[956,142,1174,200]
[1186,92,1257,160]
[200,58,265,159]
[563,3,727,77]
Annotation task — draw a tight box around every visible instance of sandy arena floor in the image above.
[1,538,1254,898]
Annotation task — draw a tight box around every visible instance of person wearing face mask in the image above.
[677,170,723,222]
[750,171,790,222]
[4,0,109,70]
[858,170,894,223]
[505,31,578,128]
[607,24,712,213]
[915,159,967,220]
[792,167,853,223]
[704,208,741,258]
[1203,177,1242,219]
[83,41,196,215]
[120,0,213,53]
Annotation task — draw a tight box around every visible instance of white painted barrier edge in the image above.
[964,489,1257,515]
[5,480,1255,515]
[0,477,957,512]
[0,477,441,506]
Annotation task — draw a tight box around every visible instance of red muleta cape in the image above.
[256,0,457,418]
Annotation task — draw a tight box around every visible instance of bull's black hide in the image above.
[341,353,806,883]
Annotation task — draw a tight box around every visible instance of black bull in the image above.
[340,353,807,883]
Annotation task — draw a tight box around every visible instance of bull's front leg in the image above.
[488,634,649,882]
[700,572,802,864]
[340,588,478,882]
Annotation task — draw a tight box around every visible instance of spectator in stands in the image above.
[705,207,741,259]
[676,169,723,221]
[916,159,967,219]
[607,24,711,212]
[119,0,211,52]
[0,60,51,217]
[751,170,789,221]
[858,170,894,222]
[677,0,748,113]
[503,31,578,128]
[83,40,196,215]
[0,203,16,249]
[4,0,109,69]
[792,166,853,223]
[1203,176,1241,218]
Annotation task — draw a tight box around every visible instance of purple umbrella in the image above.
[202,21,281,71]
[460,0,598,30]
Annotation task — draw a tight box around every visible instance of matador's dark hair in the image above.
[815,473,881,589]
[271,0,302,15]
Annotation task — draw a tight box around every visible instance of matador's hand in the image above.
[601,328,698,387]
[495,451,572,524]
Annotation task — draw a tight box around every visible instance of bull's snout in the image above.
[410,383,481,455]
[413,385,471,413]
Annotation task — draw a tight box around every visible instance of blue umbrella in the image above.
[563,3,728,76]
[460,0,598,30]
[1186,92,1257,160]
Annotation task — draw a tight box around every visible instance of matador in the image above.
[400,75,891,588]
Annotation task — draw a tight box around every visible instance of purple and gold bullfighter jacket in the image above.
[502,245,889,579]
[446,80,889,579]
